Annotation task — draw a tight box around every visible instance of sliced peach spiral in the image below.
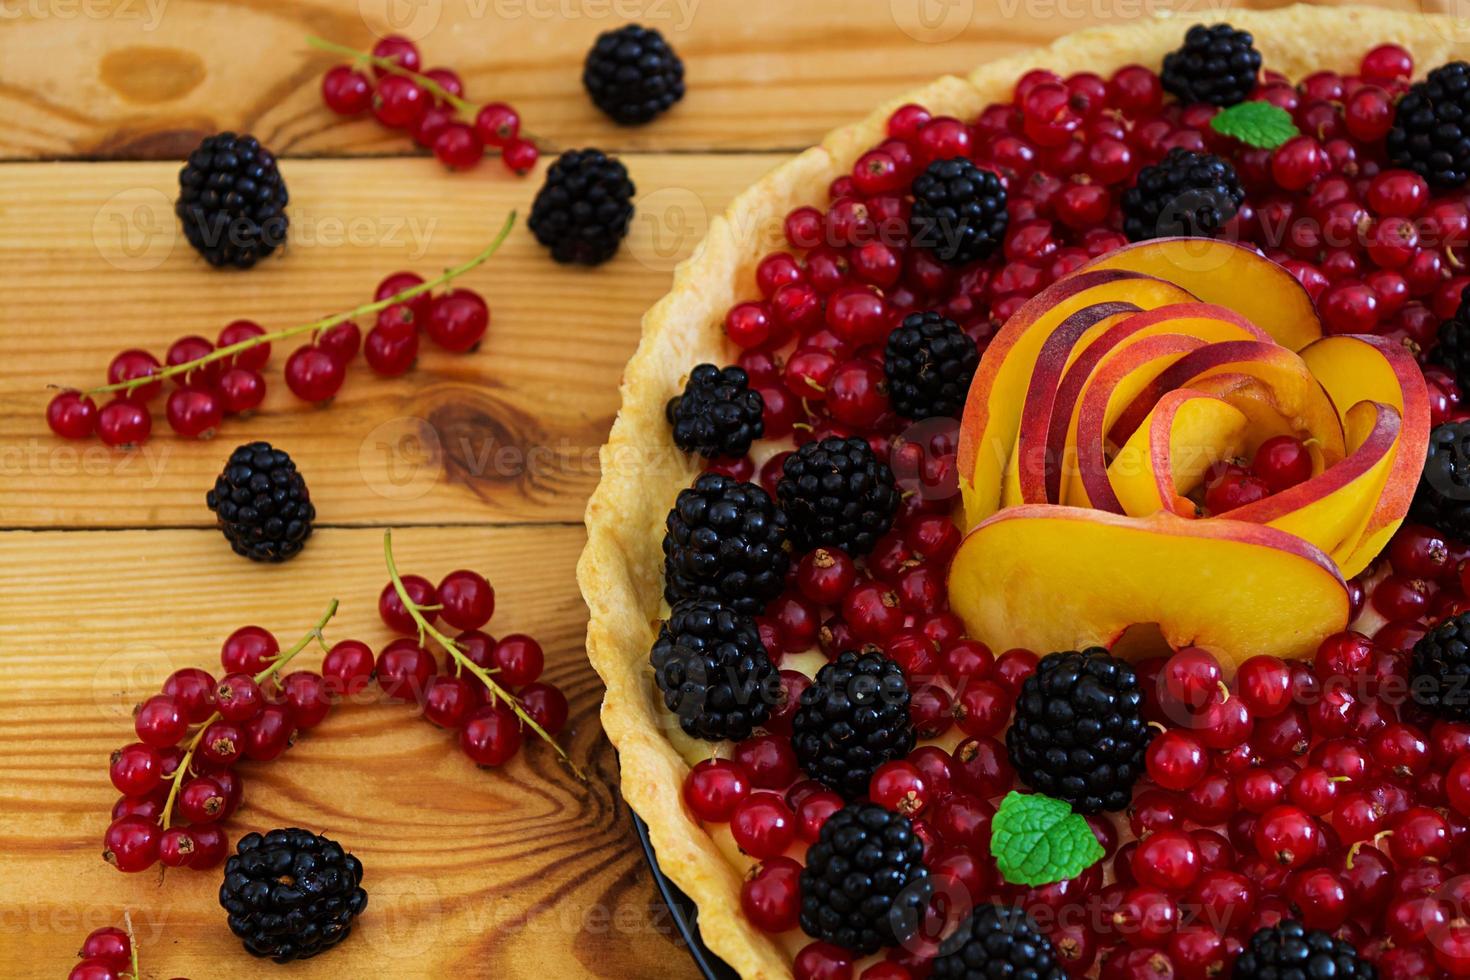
[952,238,1429,667]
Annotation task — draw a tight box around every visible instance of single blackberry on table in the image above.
[206,442,315,563]
[908,157,1008,266]
[777,436,899,557]
[176,132,289,269]
[1411,611,1470,722]
[1387,60,1470,189]
[792,650,914,798]
[931,904,1064,980]
[528,149,635,266]
[666,363,764,459]
[1006,647,1152,814]
[663,473,788,615]
[799,802,930,955]
[884,311,980,421]
[219,828,367,963]
[1234,919,1376,979]
[1122,147,1245,242]
[1409,421,1470,540]
[1433,287,1470,391]
[1159,23,1262,108]
[649,598,778,741]
[582,23,685,125]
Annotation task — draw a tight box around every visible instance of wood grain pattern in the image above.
[0,525,690,980]
[0,154,780,529]
[0,0,1422,161]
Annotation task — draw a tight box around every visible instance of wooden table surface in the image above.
[0,1,1418,977]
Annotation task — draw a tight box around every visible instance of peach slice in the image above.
[1108,389,1249,518]
[1082,237,1322,352]
[1066,334,1211,510]
[1108,341,1347,465]
[1015,303,1268,505]
[957,271,1196,528]
[1299,335,1431,573]
[1225,400,1402,574]
[947,505,1351,666]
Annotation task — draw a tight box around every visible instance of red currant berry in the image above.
[164,386,223,439]
[322,65,372,114]
[491,634,544,687]
[730,792,796,858]
[77,927,131,967]
[377,638,438,703]
[284,345,346,403]
[425,289,490,351]
[372,74,428,128]
[423,674,480,729]
[47,390,97,439]
[475,102,520,147]
[134,694,187,748]
[217,320,271,370]
[460,704,522,766]
[501,138,539,174]
[216,367,266,415]
[436,569,494,630]
[96,399,151,448]
[370,35,420,77]
[517,682,568,735]
[102,816,159,873]
[379,575,438,633]
[684,759,751,822]
[741,855,802,934]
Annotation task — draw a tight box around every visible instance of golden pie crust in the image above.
[578,8,1470,977]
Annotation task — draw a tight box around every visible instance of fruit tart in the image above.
[580,7,1470,978]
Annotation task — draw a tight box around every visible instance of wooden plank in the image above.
[0,153,780,529]
[0,524,693,980]
[0,0,1420,160]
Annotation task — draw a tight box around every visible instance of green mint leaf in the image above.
[1210,101,1299,149]
[989,791,1104,886]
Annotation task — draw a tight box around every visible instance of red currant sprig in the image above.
[307,35,540,175]
[69,912,160,980]
[381,529,584,779]
[157,599,339,832]
[48,212,514,445]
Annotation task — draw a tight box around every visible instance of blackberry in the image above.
[666,363,764,459]
[528,149,635,266]
[1006,647,1152,814]
[1409,422,1470,540]
[1235,919,1376,979]
[909,157,1008,266]
[884,311,980,420]
[176,132,289,269]
[1387,61,1470,189]
[582,23,685,125]
[218,828,367,963]
[206,442,315,563]
[1122,147,1244,242]
[1433,286,1470,391]
[931,905,1064,980]
[777,436,899,557]
[792,650,914,798]
[662,473,788,615]
[1411,612,1470,722]
[1160,23,1262,108]
[649,598,778,741]
[799,802,930,954]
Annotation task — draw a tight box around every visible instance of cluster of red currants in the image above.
[317,34,538,174]
[373,565,570,767]
[68,919,189,980]
[102,604,341,874]
[46,266,492,448]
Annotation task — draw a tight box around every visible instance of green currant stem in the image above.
[160,599,340,830]
[382,529,585,780]
[306,36,476,115]
[83,212,515,398]
[124,910,139,980]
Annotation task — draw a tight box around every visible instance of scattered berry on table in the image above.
[908,157,1009,265]
[1121,147,1244,241]
[666,363,766,459]
[219,828,367,962]
[663,473,790,615]
[528,148,636,265]
[1159,22,1262,107]
[884,311,980,421]
[650,598,777,741]
[777,436,899,557]
[206,442,315,563]
[1006,647,1152,813]
[798,802,930,954]
[582,23,685,125]
[792,650,914,798]
[175,132,289,269]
